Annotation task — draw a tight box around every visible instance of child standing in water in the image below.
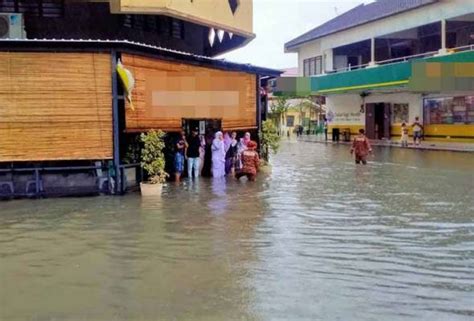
[400,122,409,147]
[350,129,372,165]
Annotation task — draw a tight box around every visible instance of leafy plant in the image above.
[269,96,290,132]
[123,137,141,164]
[259,119,281,163]
[140,130,168,184]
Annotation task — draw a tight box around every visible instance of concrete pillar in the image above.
[368,37,377,67]
[439,19,448,55]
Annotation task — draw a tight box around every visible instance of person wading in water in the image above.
[235,141,260,181]
[350,129,373,165]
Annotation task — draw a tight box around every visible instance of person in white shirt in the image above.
[411,116,424,146]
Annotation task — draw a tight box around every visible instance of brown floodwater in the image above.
[1,141,474,321]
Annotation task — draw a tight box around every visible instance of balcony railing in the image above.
[327,44,474,74]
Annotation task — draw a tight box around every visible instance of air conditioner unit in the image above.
[0,13,26,39]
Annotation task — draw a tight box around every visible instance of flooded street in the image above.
[1,141,474,321]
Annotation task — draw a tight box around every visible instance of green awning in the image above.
[273,50,474,96]
[312,62,411,94]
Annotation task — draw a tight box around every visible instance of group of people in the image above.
[174,129,260,182]
[400,116,424,147]
[350,116,425,165]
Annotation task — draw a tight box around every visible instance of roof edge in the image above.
[0,39,282,77]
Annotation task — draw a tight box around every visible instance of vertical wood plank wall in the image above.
[0,52,113,162]
[122,54,257,132]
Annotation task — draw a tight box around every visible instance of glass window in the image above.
[303,56,323,76]
[286,116,295,127]
[424,96,474,125]
[309,59,316,76]
[466,96,474,123]
[170,19,184,39]
[303,60,310,77]
[391,103,409,123]
[315,56,322,75]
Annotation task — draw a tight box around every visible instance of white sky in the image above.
[220,0,372,69]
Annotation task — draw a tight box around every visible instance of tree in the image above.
[259,119,281,163]
[269,96,290,134]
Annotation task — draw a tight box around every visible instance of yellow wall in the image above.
[283,109,319,130]
[391,124,474,142]
[109,0,254,39]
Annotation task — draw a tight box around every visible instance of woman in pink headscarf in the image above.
[240,132,251,150]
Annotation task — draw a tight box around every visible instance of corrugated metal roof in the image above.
[285,0,439,50]
[0,38,282,76]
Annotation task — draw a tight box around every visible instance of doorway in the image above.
[365,103,391,140]
[182,118,222,136]
[182,118,222,177]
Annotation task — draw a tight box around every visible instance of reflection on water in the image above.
[1,141,474,321]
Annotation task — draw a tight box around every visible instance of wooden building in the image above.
[0,0,280,198]
[0,40,280,198]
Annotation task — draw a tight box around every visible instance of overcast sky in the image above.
[221,0,372,69]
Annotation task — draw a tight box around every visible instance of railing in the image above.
[327,44,474,75]
[0,163,142,199]
[376,50,438,65]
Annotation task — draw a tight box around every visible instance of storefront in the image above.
[423,94,474,142]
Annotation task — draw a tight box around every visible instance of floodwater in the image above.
[1,141,474,321]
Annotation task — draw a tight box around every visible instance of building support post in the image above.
[439,19,447,55]
[256,75,262,132]
[368,37,377,67]
[111,50,122,195]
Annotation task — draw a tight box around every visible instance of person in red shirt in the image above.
[350,129,373,165]
[235,140,260,181]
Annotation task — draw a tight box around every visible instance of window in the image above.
[303,56,323,76]
[170,18,184,39]
[391,103,409,123]
[0,0,64,17]
[286,116,295,127]
[424,96,474,125]
[123,15,163,33]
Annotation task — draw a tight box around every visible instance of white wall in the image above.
[297,40,321,76]
[323,48,333,72]
[326,92,423,126]
[326,94,364,125]
[294,0,473,75]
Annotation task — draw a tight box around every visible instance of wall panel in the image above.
[0,52,112,162]
[122,54,257,132]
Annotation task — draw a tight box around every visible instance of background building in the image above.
[282,0,474,142]
[268,68,326,136]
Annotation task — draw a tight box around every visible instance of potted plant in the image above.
[140,129,168,196]
[259,119,281,173]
